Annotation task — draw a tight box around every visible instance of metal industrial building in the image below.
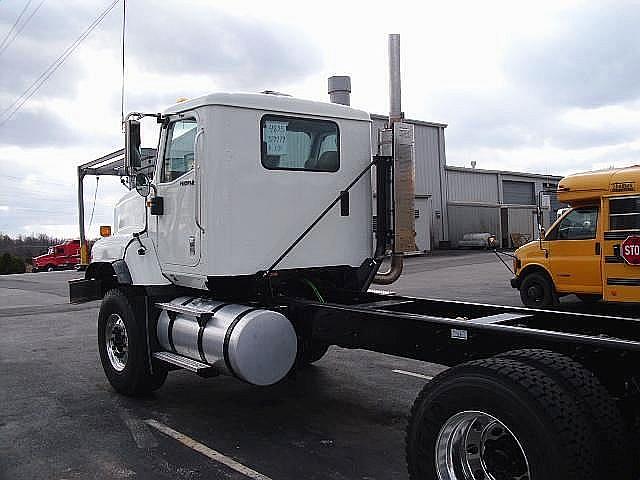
[370,114,562,251]
[446,167,562,249]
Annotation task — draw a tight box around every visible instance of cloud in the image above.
[504,1,640,108]
[0,1,102,102]
[3,0,640,237]
[0,108,81,146]
[124,2,322,91]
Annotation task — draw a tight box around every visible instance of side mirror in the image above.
[125,118,142,174]
[134,173,150,197]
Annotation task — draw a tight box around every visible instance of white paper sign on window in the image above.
[264,121,288,155]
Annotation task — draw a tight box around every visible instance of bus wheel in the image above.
[576,294,601,304]
[406,357,598,480]
[519,272,554,308]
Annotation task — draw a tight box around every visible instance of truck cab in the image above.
[512,165,640,307]
[33,239,82,272]
[89,93,374,292]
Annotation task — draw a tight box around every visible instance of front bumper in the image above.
[69,278,102,304]
[510,276,521,289]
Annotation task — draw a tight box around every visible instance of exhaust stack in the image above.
[388,34,402,122]
[374,34,416,285]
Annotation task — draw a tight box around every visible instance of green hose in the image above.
[302,278,325,303]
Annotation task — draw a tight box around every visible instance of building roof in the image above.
[446,165,562,181]
[163,92,371,122]
[370,113,448,128]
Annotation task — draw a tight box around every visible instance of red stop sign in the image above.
[621,236,640,265]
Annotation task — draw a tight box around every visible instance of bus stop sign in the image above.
[621,236,640,265]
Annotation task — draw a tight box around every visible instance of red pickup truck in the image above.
[33,240,82,272]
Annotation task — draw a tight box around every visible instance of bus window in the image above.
[609,197,640,230]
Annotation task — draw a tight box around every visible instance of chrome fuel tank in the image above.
[157,297,297,386]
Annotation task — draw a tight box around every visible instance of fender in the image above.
[512,263,554,290]
[69,231,170,304]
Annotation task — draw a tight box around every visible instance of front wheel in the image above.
[519,272,554,308]
[98,289,167,396]
[406,357,598,480]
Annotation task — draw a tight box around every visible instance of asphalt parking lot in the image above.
[1,251,637,479]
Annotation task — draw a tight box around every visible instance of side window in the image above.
[548,207,598,240]
[609,197,640,230]
[161,118,198,183]
[318,133,337,157]
[261,115,339,172]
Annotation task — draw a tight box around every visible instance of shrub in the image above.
[0,253,26,275]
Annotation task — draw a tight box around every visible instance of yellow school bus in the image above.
[511,165,640,307]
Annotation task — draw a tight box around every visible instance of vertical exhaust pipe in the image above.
[388,34,402,123]
[374,34,416,285]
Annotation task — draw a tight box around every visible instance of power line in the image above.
[0,0,33,54]
[0,0,46,58]
[0,0,121,128]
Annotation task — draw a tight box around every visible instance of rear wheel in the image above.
[296,339,330,368]
[519,272,554,308]
[497,349,629,479]
[406,357,598,480]
[98,289,167,396]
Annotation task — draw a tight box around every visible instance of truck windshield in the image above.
[261,115,339,172]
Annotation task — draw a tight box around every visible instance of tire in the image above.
[519,272,555,308]
[303,342,330,365]
[406,357,598,480]
[98,289,167,396]
[577,294,601,304]
[46,265,55,272]
[296,338,330,367]
[497,349,630,479]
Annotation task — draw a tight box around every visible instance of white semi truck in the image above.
[71,36,640,480]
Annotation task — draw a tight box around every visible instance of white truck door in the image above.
[155,116,202,268]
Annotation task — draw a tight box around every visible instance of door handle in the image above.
[595,242,601,255]
[194,128,205,233]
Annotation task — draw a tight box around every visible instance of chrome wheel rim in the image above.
[105,313,128,372]
[435,411,530,480]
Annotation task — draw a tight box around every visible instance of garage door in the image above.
[503,180,534,205]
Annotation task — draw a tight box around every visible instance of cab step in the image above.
[152,351,219,377]
[155,301,213,320]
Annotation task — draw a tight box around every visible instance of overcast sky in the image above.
[1,0,639,238]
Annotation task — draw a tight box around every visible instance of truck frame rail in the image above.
[284,291,640,389]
